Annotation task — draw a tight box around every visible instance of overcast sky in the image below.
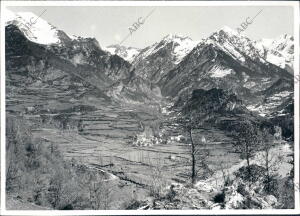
[8,6,294,48]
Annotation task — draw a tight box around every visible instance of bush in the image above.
[213,190,225,203]
[234,164,266,183]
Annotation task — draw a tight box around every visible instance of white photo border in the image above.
[1,1,299,215]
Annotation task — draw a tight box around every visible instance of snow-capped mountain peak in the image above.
[5,8,61,45]
[104,45,140,63]
[137,34,199,64]
[218,25,239,36]
[160,34,199,64]
[172,38,199,64]
[205,26,258,62]
[257,34,294,52]
[204,25,294,72]
[255,34,294,72]
[162,33,192,42]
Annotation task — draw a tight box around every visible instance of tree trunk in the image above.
[265,148,270,192]
[189,129,196,184]
[246,154,251,178]
[246,144,251,178]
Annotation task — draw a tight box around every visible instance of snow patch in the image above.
[209,65,233,78]
[255,34,294,70]
[247,91,292,117]
[266,54,287,68]
[5,9,60,45]
[136,34,199,64]
[169,36,199,64]
[104,45,140,62]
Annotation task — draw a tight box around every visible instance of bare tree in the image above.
[232,120,261,178]
[260,128,282,193]
[178,90,212,184]
[261,128,273,192]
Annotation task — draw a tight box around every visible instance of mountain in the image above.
[4,9,70,45]
[175,87,294,141]
[255,34,294,73]
[5,10,294,120]
[178,88,263,132]
[179,88,249,117]
[205,26,294,73]
[105,75,162,104]
[5,10,134,115]
[205,26,265,63]
[104,45,140,63]
[157,27,293,117]
[131,34,199,83]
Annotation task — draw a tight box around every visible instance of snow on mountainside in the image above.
[205,26,294,72]
[205,26,267,63]
[5,9,294,119]
[104,34,199,65]
[135,34,199,65]
[246,90,293,117]
[163,34,199,64]
[131,34,200,82]
[104,45,140,62]
[5,9,61,45]
[157,26,293,119]
[255,34,294,72]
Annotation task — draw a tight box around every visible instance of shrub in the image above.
[213,190,225,203]
[234,164,266,183]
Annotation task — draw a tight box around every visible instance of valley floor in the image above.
[5,99,294,210]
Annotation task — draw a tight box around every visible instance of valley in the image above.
[6,94,244,208]
[4,8,296,210]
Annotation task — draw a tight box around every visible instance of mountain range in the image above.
[5,9,294,139]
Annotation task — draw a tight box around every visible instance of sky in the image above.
[8,6,294,48]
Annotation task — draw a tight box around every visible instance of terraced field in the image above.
[6,83,244,205]
[7,83,293,210]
